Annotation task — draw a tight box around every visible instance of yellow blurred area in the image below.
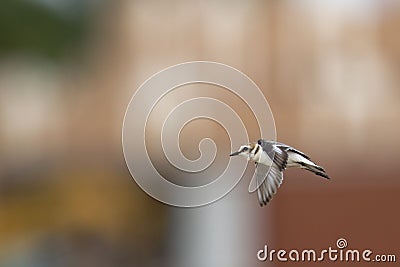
[0,169,164,241]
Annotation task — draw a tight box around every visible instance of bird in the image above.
[230,139,329,206]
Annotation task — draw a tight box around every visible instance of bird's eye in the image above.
[242,147,249,151]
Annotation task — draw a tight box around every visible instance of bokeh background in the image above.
[1,0,400,266]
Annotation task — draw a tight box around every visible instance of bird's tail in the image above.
[299,161,330,179]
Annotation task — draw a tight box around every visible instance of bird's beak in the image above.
[230,151,240,156]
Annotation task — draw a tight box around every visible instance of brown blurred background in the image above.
[1,0,400,266]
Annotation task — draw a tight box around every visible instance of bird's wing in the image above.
[256,163,284,206]
[274,142,311,160]
[249,142,289,193]
[258,139,293,165]
[253,142,289,206]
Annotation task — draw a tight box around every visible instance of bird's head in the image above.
[230,143,256,160]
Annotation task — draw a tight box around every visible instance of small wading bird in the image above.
[230,139,329,206]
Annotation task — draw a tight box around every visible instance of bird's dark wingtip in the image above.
[316,171,330,179]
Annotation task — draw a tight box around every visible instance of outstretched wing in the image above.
[274,142,311,160]
[253,140,289,206]
[256,163,284,206]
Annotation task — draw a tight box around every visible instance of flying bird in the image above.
[230,139,329,206]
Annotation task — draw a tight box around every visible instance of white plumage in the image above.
[230,139,329,206]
